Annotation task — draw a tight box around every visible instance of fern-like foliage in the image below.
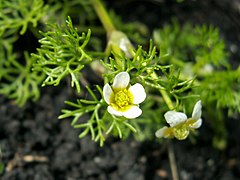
[153,20,240,114]
[0,0,48,36]
[198,68,240,114]
[0,41,45,106]
[59,86,106,146]
[32,17,92,93]
[153,20,229,72]
[59,85,137,146]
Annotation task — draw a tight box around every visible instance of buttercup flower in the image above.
[155,100,202,140]
[103,72,146,119]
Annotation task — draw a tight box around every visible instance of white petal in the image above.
[112,72,130,89]
[129,83,146,104]
[103,83,113,104]
[164,111,187,127]
[189,118,202,129]
[122,106,142,119]
[192,100,202,120]
[107,106,123,116]
[155,126,168,138]
[119,36,129,52]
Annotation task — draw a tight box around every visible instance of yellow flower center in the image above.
[173,125,189,140]
[110,89,133,112]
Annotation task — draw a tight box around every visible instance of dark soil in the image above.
[1,0,240,179]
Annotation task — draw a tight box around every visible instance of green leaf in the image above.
[0,42,45,106]
[32,17,92,93]
[0,0,48,36]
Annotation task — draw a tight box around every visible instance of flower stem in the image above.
[91,0,174,110]
[149,71,174,110]
[91,0,116,34]
[167,140,179,180]
[160,88,174,109]
[90,0,124,69]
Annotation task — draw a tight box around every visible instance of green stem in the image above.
[91,0,174,110]
[160,90,174,110]
[91,0,115,34]
[90,0,122,75]
[167,140,179,180]
[150,71,174,110]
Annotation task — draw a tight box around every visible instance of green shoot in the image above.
[0,0,48,36]
[32,17,92,93]
[0,40,44,106]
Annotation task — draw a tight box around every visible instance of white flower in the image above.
[103,72,146,119]
[155,100,202,140]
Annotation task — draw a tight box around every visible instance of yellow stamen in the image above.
[173,125,189,140]
[110,89,133,111]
